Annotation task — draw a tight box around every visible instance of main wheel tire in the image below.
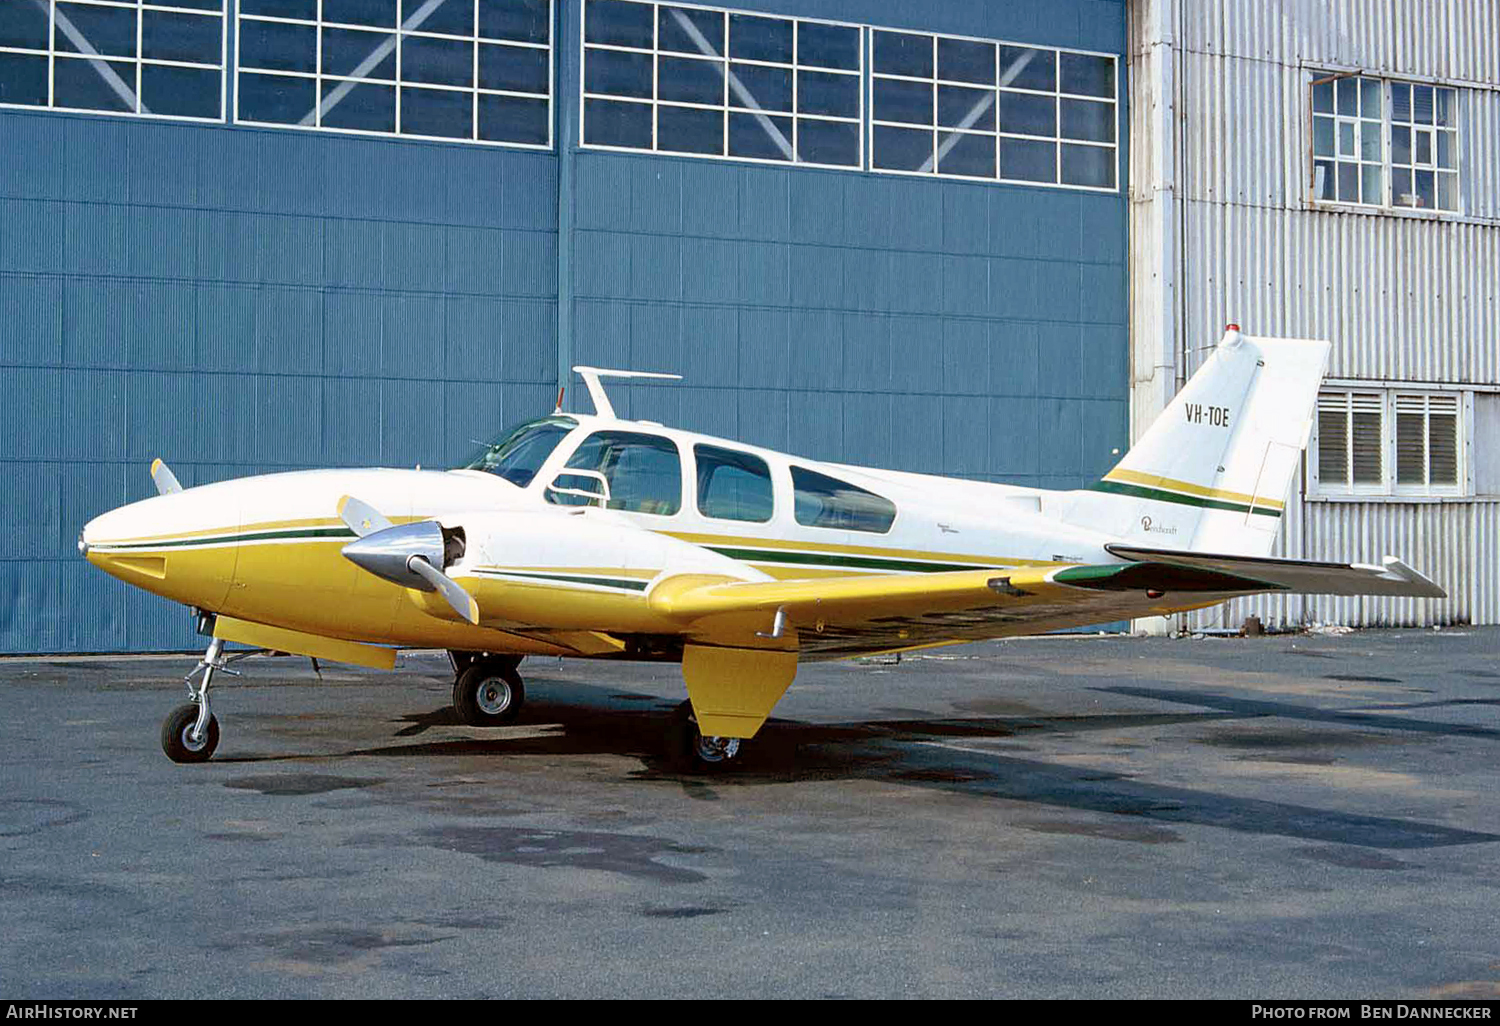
[666,700,741,772]
[161,703,219,764]
[453,662,525,726]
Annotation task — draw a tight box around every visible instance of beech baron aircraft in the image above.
[81,327,1443,768]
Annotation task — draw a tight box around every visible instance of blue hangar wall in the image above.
[0,0,1128,653]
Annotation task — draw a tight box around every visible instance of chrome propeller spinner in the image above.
[337,496,479,625]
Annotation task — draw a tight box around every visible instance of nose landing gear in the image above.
[450,653,526,726]
[161,636,244,763]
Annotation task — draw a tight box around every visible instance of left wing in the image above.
[649,553,1442,659]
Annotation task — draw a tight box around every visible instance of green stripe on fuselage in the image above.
[706,546,1000,574]
[96,527,357,551]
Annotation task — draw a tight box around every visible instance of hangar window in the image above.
[0,0,225,121]
[870,29,1116,190]
[695,444,773,523]
[581,0,862,169]
[791,467,895,533]
[1309,72,1459,213]
[235,0,552,147]
[1313,390,1465,498]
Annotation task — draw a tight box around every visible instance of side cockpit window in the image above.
[552,431,682,516]
[695,445,774,523]
[791,466,896,533]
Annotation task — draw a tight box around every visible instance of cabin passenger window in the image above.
[790,467,896,533]
[554,430,682,515]
[695,445,773,523]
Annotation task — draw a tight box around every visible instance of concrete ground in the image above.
[2,627,1498,999]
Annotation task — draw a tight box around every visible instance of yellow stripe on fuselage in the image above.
[1101,468,1285,510]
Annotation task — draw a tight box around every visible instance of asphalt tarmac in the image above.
[2,628,1498,999]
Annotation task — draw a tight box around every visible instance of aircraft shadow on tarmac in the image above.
[219,676,1499,853]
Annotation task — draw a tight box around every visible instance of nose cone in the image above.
[81,489,240,610]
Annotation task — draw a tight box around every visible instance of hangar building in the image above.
[0,0,1491,653]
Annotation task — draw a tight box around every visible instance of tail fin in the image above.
[1067,327,1331,556]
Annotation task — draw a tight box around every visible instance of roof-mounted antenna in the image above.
[572,366,683,420]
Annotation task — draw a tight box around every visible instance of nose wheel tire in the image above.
[161,703,220,764]
[453,661,525,726]
[667,699,742,772]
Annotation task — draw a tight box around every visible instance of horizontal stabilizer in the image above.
[1104,544,1446,599]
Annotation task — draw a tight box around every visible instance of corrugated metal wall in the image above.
[1130,0,1500,629]
[1,0,1132,652]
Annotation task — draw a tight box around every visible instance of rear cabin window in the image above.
[790,467,896,533]
[552,430,682,516]
[695,445,774,523]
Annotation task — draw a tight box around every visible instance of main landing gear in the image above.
[667,699,741,772]
[449,652,526,726]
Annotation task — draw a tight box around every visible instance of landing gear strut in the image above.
[451,653,525,726]
[667,699,742,772]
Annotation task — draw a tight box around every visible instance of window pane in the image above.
[1060,97,1113,142]
[140,11,220,64]
[1336,76,1358,115]
[1434,87,1455,127]
[1436,131,1455,169]
[1312,159,1335,200]
[1391,82,1410,122]
[998,46,1052,91]
[401,85,472,138]
[658,5,721,56]
[54,56,135,111]
[1313,115,1335,157]
[418,0,475,38]
[999,90,1054,137]
[1392,167,1413,206]
[586,0,652,48]
[873,124,931,171]
[797,22,858,72]
[791,467,896,533]
[657,103,722,155]
[1001,137,1055,182]
[1338,121,1355,157]
[873,30,930,78]
[729,63,791,113]
[938,84,994,131]
[729,110,791,160]
[1311,77,1334,114]
[1414,129,1431,165]
[585,47,651,98]
[0,52,47,105]
[402,36,473,88]
[479,42,549,94]
[0,0,51,50]
[874,76,931,125]
[796,116,857,166]
[938,37,994,85]
[584,96,650,146]
[242,0,317,18]
[797,69,857,118]
[937,131,995,179]
[1415,169,1435,209]
[479,93,548,144]
[141,64,220,119]
[1061,143,1113,188]
[1059,51,1113,98]
[1361,163,1382,205]
[56,3,137,59]
[325,0,397,29]
[1360,77,1381,117]
[323,28,396,80]
[241,20,316,73]
[658,55,722,105]
[696,445,773,522]
[1337,161,1358,202]
[1436,171,1457,211]
[1360,119,1381,161]
[1412,84,1433,123]
[321,79,395,131]
[480,0,550,44]
[1391,125,1411,165]
[239,71,314,123]
[565,431,682,516]
[728,13,790,64]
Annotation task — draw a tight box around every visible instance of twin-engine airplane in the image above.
[82,327,1443,768]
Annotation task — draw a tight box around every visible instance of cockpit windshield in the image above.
[461,416,577,487]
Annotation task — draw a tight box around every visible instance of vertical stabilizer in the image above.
[1064,327,1331,556]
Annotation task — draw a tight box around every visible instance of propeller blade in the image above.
[337,494,393,538]
[408,556,480,625]
[150,458,182,496]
